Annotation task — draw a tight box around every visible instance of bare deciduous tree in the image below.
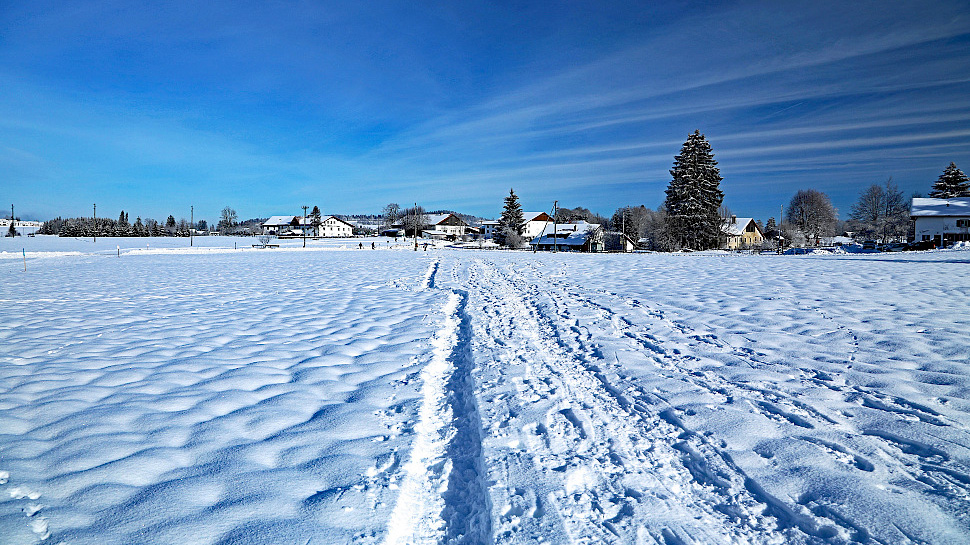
[786,189,838,246]
[849,178,909,242]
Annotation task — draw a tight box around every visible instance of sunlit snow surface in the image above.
[1,236,969,544]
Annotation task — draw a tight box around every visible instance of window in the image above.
[957,219,969,228]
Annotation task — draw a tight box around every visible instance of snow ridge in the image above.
[384,259,490,545]
[383,291,461,545]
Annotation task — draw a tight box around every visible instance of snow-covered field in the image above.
[2,237,969,544]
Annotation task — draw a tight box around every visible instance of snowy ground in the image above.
[2,237,969,544]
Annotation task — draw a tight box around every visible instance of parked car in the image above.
[905,240,937,251]
[862,240,877,250]
[880,242,907,252]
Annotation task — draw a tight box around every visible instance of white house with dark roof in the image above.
[911,197,970,246]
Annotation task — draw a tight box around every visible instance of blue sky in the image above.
[2,0,969,223]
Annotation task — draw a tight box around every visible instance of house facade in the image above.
[318,216,355,237]
[912,197,970,246]
[423,213,469,240]
[478,220,500,240]
[530,221,604,252]
[522,212,554,240]
[721,216,764,249]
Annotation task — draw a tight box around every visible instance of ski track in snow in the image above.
[2,240,970,544]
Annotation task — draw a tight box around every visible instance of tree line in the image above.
[37,206,262,237]
[487,132,967,250]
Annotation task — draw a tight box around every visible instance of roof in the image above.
[479,220,500,226]
[530,221,601,246]
[263,215,297,227]
[721,217,760,236]
[425,213,468,227]
[523,211,551,222]
[321,215,355,227]
[911,197,970,217]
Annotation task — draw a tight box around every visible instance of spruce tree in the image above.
[497,188,526,247]
[929,162,970,198]
[664,131,724,250]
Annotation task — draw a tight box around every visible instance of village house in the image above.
[911,197,970,246]
[262,216,307,236]
[530,221,604,252]
[318,216,355,237]
[261,215,355,237]
[721,216,765,250]
[522,212,555,239]
[422,213,470,240]
[478,220,500,240]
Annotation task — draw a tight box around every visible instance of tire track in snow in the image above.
[383,258,490,545]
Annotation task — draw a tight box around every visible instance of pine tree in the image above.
[664,131,724,250]
[929,162,970,199]
[765,217,777,236]
[497,188,526,247]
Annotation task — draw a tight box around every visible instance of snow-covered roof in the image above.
[911,197,970,217]
[523,212,549,222]
[479,220,500,226]
[322,215,355,227]
[530,221,600,246]
[721,217,758,236]
[263,215,297,227]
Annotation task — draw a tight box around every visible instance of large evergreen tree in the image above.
[929,162,970,199]
[663,131,724,250]
[497,188,526,247]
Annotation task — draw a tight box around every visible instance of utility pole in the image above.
[190,205,194,247]
[414,203,418,251]
[553,200,558,253]
[93,203,97,243]
[302,205,309,248]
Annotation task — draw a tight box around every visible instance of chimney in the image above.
[731,215,737,224]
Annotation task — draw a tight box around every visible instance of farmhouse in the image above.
[530,221,603,252]
[721,216,764,250]
[522,212,554,239]
[262,216,308,236]
[318,216,355,237]
[423,213,470,240]
[261,215,355,237]
[911,197,970,246]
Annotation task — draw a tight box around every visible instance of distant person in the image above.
[371,242,375,249]
[358,242,363,249]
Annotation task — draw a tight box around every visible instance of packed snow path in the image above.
[2,242,969,544]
